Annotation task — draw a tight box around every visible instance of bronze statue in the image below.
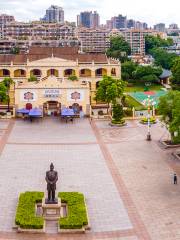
[45,163,58,203]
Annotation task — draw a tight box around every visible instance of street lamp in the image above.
[143,95,156,141]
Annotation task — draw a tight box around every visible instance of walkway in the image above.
[0,117,179,239]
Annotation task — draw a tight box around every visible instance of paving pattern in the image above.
[0,117,179,240]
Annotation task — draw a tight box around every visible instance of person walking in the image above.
[174,173,177,184]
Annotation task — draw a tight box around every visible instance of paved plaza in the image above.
[0,117,180,239]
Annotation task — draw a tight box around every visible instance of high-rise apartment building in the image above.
[77,11,100,28]
[0,14,15,25]
[122,29,159,55]
[169,23,179,29]
[127,19,135,29]
[41,5,64,24]
[112,15,127,29]
[154,23,166,32]
[76,27,110,53]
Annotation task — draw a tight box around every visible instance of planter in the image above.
[160,140,180,149]
[172,152,180,160]
[17,223,45,233]
[109,121,127,127]
[140,120,157,125]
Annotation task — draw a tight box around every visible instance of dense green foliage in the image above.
[150,48,177,69]
[15,192,44,229]
[140,117,156,124]
[145,35,173,54]
[28,75,38,82]
[68,75,78,81]
[95,76,126,105]
[59,192,88,229]
[158,91,180,143]
[0,83,8,102]
[112,104,124,124]
[0,77,13,103]
[171,58,180,90]
[132,65,162,83]
[106,36,131,62]
[121,61,137,81]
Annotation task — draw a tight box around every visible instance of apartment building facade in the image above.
[76,27,110,53]
[122,29,159,55]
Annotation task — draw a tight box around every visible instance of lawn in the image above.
[125,95,143,108]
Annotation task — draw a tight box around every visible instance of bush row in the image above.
[59,192,88,229]
[15,191,44,229]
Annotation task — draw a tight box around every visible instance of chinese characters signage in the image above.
[44,89,61,98]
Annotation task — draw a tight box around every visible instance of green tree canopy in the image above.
[121,61,137,81]
[158,91,180,143]
[150,48,177,69]
[95,76,126,106]
[106,36,131,62]
[0,83,8,103]
[171,58,180,90]
[132,65,162,83]
[145,35,173,54]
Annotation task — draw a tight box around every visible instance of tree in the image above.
[145,35,173,54]
[158,91,180,144]
[95,76,126,113]
[2,77,14,111]
[133,65,162,84]
[106,36,131,62]
[150,48,177,69]
[28,75,38,82]
[171,57,180,90]
[112,104,124,124]
[0,83,8,103]
[121,61,137,81]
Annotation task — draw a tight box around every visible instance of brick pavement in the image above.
[0,118,179,239]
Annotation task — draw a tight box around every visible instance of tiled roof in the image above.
[0,47,119,65]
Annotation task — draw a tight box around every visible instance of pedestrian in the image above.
[174,173,177,184]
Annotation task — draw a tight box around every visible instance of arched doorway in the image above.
[0,69,10,77]
[47,69,59,77]
[43,101,60,116]
[95,68,107,77]
[30,69,42,77]
[14,69,26,77]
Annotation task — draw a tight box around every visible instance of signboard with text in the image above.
[44,89,61,98]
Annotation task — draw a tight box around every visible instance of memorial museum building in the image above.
[0,47,121,116]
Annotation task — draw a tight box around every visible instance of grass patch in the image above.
[59,192,88,229]
[125,95,144,108]
[15,192,44,229]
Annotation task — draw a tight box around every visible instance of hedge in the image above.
[59,192,88,229]
[15,192,44,229]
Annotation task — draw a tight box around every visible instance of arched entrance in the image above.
[47,69,59,77]
[43,101,60,116]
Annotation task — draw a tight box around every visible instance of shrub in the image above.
[112,104,124,124]
[59,192,88,229]
[140,117,156,124]
[68,75,78,81]
[124,108,133,117]
[28,75,38,82]
[15,192,44,229]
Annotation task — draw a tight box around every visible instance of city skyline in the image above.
[0,0,179,26]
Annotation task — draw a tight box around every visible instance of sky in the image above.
[0,0,179,27]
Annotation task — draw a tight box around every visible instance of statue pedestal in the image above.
[42,198,61,220]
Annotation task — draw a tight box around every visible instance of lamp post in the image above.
[143,95,156,141]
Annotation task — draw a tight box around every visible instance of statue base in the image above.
[45,198,58,204]
[42,198,61,220]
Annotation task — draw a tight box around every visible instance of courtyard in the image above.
[0,117,180,239]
